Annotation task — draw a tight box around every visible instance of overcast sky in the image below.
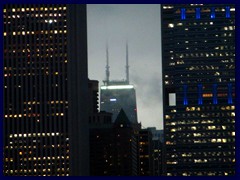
[87,4,163,129]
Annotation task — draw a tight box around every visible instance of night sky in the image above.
[87,4,163,129]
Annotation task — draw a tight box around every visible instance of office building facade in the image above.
[100,82,138,123]
[161,4,235,176]
[3,4,89,176]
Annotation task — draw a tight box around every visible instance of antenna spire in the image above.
[105,43,110,85]
[126,42,130,84]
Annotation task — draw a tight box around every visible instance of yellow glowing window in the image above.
[203,93,213,97]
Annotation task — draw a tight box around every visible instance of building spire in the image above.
[126,41,130,84]
[105,42,110,85]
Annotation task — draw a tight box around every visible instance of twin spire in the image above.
[104,42,130,85]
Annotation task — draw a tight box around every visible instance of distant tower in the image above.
[104,43,110,85]
[100,43,138,123]
[126,42,130,84]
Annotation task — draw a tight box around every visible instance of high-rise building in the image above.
[137,129,154,176]
[161,4,235,176]
[89,109,140,176]
[3,4,89,176]
[100,44,138,123]
[147,128,164,176]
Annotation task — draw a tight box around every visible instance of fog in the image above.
[87,4,163,129]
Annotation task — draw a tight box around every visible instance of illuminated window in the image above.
[181,8,186,20]
[212,84,218,104]
[195,8,201,19]
[183,85,188,105]
[191,126,196,130]
[210,7,215,18]
[226,6,230,18]
[168,23,174,28]
[198,84,203,105]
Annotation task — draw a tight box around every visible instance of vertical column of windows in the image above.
[33,4,41,175]
[16,4,23,174]
[3,4,10,175]
[36,4,44,175]
[62,5,68,175]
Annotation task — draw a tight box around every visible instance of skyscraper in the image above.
[161,4,235,176]
[100,44,138,123]
[3,4,89,176]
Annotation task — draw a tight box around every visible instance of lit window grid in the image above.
[162,4,235,176]
[3,4,69,176]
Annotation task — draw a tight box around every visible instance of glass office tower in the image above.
[161,4,235,176]
[3,4,89,176]
[100,81,138,123]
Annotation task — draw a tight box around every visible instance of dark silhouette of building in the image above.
[100,44,138,123]
[89,108,141,176]
[148,128,164,176]
[161,4,235,176]
[88,80,99,114]
[137,129,154,176]
[3,5,89,176]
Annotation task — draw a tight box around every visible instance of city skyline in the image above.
[2,3,237,176]
[87,4,163,129]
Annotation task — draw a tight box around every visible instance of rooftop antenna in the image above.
[126,41,130,84]
[105,42,110,85]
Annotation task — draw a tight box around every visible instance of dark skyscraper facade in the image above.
[3,4,89,176]
[161,4,235,176]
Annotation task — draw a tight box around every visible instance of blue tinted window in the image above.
[198,84,203,105]
[228,83,233,104]
[213,84,218,104]
[183,85,188,105]
[196,8,201,19]
[211,7,215,19]
[226,6,230,18]
[181,8,186,20]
